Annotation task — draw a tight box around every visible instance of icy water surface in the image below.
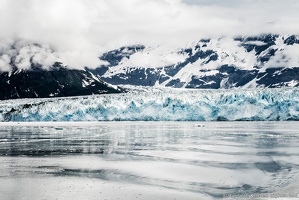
[0,122,299,200]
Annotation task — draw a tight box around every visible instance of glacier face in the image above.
[0,88,299,121]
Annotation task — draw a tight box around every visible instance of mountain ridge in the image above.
[0,63,123,100]
[90,34,299,89]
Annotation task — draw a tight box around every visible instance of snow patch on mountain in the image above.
[200,38,258,70]
[264,45,299,69]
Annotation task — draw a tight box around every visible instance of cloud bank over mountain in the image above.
[0,0,298,70]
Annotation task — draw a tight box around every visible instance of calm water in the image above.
[0,122,299,200]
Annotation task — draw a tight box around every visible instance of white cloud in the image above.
[264,45,299,69]
[119,46,188,68]
[0,0,298,70]
[0,54,11,71]
[0,40,61,71]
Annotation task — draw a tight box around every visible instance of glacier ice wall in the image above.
[0,88,299,121]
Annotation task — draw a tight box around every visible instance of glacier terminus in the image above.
[1,87,299,122]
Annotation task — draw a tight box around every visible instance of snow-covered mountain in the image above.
[0,42,123,100]
[91,34,299,89]
[1,34,299,100]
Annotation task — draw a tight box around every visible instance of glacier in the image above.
[0,87,299,121]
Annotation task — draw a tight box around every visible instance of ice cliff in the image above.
[0,88,298,121]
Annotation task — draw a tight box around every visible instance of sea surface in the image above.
[0,122,299,200]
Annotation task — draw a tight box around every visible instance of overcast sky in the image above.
[0,0,298,69]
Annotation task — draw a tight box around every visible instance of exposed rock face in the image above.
[0,63,122,100]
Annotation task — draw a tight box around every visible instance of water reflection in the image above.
[0,122,299,200]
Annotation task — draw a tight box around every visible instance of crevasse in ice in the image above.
[0,88,299,121]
